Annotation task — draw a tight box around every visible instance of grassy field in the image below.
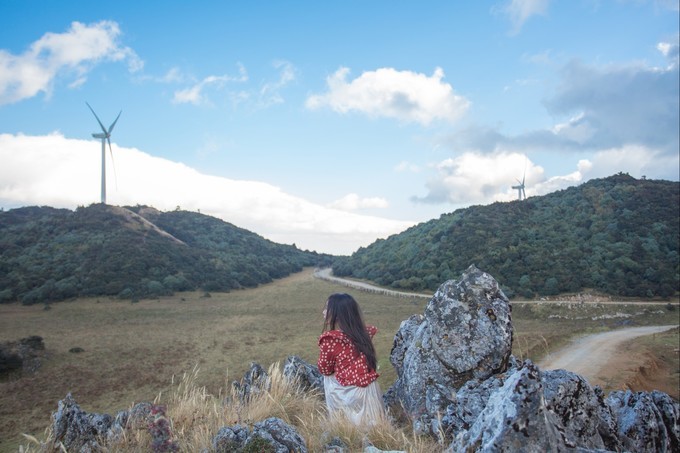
[1,268,678,452]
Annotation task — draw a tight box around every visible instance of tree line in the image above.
[333,174,679,299]
[0,204,332,304]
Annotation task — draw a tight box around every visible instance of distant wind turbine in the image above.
[86,102,121,205]
[512,168,527,201]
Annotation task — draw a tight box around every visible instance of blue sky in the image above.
[1,1,678,254]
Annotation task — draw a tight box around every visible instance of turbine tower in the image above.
[512,172,526,201]
[87,102,121,204]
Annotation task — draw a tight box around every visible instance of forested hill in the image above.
[334,174,679,299]
[0,204,332,304]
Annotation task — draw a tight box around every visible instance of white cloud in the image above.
[0,21,142,105]
[580,144,680,181]
[414,152,544,204]
[258,60,297,107]
[306,67,470,125]
[328,193,389,211]
[0,133,414,255]
[657,37,679,69]
[414,143,679,208]
[495,0,549,35]
[172,64,248,105]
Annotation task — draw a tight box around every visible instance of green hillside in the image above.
[334,174,679,298]
[0,204,332,304]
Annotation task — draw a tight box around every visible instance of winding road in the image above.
[537,325,678,379]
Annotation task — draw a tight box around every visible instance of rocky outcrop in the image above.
[52,393,116,451]
[383,265,680,452]
[606,390,679,452]
[283,355,324,392]
[211,417,308,453]
[385,265,513,423]
[232,362,270,402]
[50,394,177,452]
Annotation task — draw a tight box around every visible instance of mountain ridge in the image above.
[0,204,332,304]
[334,173,679,298]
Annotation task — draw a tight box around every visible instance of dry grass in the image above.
[2,269,678,452]
[18,362,443,452]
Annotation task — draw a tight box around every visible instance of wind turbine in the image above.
[86,102,121,205]
[512,170,527,201]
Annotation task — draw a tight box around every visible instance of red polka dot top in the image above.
[317,325,379,387]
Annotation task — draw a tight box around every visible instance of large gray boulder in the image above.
[384,266,680,452]
[449,361,565,452]
[541,369,621,451]
[385,265,513,421]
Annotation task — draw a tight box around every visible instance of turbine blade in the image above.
[107,138,119,191]
[86,102,108,134]
[108,110,122,134]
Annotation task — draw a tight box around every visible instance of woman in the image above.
[317,293,386,426]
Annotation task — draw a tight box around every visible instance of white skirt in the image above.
[323,375,386,427]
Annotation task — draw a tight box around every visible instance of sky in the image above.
[0,1,678,255]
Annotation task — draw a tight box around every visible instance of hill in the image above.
[333,174,679,298]
[0,204,332,304]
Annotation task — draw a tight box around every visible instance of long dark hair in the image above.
[323,293,377,371]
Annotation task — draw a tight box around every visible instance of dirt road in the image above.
[313,268,431,299]
[538,325,678,381]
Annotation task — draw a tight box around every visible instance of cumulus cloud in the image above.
[328,193,389,211]
[544,56,679,154]
[0,133,414,255]
[495,0,549,35]
[306,67,470,125]
[172,63,248,105]
[413,152,543,204]
[0,21,142,105]
[414,143,678,208]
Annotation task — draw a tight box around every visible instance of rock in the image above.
[52,393,113,452]
[383,265,680,451]
[385,265,513,421]
[541,369,620,451]
[364,447,406,453]
[323,436,349,452]
[606,389,680,453]
[283,355,324,392]
[449,361,566,452]
[212,417,307,453]
[123,401,154,430]
[248,417,308,452]
[438,365,511,438]
[213,425,250,452]
[232,362,270,402]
